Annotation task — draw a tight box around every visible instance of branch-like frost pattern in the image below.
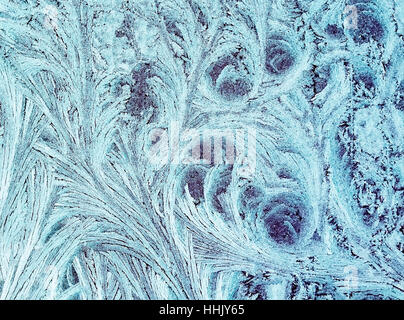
[0,0,403,300]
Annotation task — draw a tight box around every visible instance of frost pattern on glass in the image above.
[0,0,403,300]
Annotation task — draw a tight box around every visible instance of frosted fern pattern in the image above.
[0,0,403,300]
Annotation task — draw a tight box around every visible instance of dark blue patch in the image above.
[183,167,207,202]
[238,184,264,219]
[264,214,297,245]
[314,66,331,94]
[354,72,375,91]
[265,43,295,75]
[218,78,251,100]
[208,56,236,85]
[126,64,156,117]
[115,15,134,40]
[261,194,306,245]
[351,14,384,44]
[326,24,344,38]
[396,81,404,111]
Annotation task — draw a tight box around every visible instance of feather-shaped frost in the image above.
[0,0,403,300]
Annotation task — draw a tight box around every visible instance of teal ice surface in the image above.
[0,0,403,300]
